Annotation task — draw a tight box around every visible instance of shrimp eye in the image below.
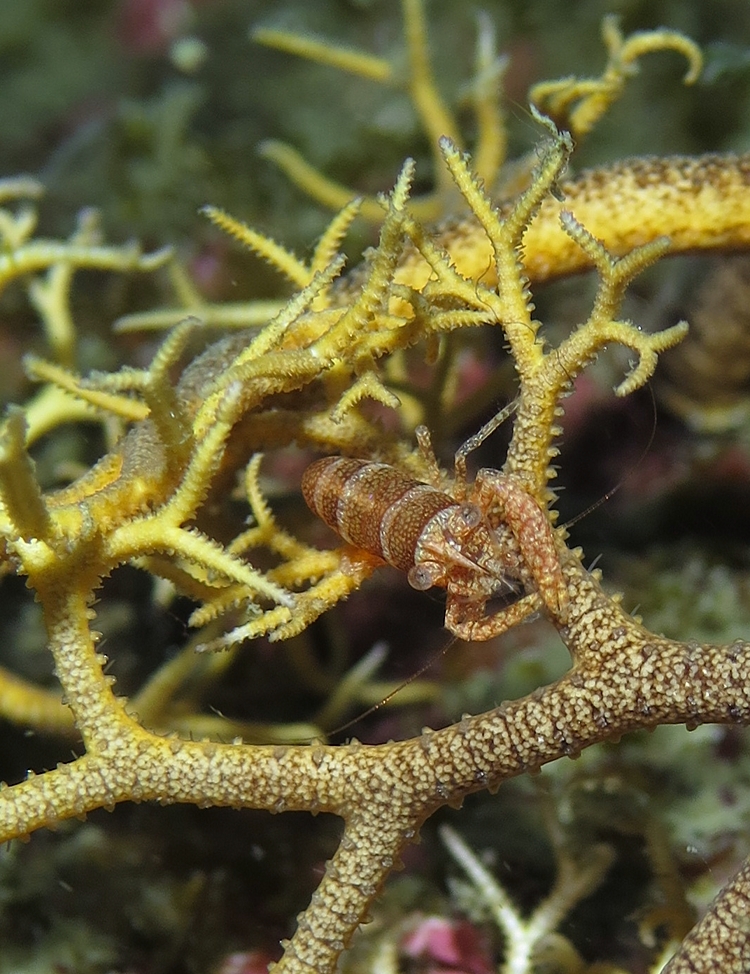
[459,504,482,529]
[408,564,438,591]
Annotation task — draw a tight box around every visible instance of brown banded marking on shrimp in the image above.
[301,418,568,642]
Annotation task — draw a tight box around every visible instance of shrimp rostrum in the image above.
[301,412,569,641]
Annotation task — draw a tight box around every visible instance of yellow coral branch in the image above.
[530,16,702,138]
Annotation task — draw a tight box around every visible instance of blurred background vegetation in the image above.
[2,0,749,245]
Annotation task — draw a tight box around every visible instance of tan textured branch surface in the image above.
[663,857,750,973]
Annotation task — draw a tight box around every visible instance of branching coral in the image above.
[1,2,750,971]
[0,178,170,370]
